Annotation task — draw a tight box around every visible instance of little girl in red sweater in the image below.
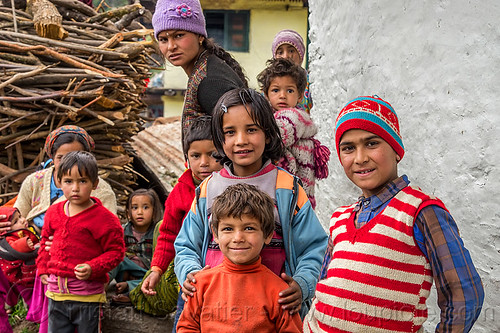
[36,151,125,333]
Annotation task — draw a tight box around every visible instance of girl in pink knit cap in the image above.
[257,58,330,209]
[272,29,313,113]
[152,0,248,151]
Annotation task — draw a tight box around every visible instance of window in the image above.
[205,11,250,52]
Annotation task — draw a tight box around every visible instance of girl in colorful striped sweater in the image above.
[304,96,484,332]
[257,58,330,209]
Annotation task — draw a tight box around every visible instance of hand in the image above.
[19,216,28,229]
[27,238,35,250]
[181,265,210,302]
[278,273,302,315]
[141,271,161,296]
[40,274,49,285]
[44,235,54,252]
[116,282,128,294]
[74,263,92,280]
[0,215,11,234]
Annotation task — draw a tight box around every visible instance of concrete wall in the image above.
[308,1,499,332]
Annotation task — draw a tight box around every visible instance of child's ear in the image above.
[297,91,304,104]
[264,232,273,245]
[211,226,219,244]
[92,178,99,190]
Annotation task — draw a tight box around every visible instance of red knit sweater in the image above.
[177,257,302,332]
[36,197,125,283]
[151,169,196,271]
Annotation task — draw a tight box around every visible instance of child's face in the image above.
[187,140,222,181]
[128,194,154,233]
[213,214,272,266]
[275,43,302,65]
[266,75,303,111]
[10,211,27,231]
[222,105,269,177]
[53,141,85,181]
[339,129,399,197]
[60,165,97,207]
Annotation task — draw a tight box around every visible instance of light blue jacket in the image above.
[174,167,328,315]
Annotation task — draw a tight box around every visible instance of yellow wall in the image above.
[161,94,185,117]
[161,7,308,117]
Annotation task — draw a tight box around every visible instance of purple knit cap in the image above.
[272,29,305,63]
[152,0,207,40]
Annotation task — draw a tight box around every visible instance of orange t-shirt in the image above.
[177,257,302,332]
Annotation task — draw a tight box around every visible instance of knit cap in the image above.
[152,0,207,40]
[334,96,404,161]
[272,29,305,63]
[44,125,95,159]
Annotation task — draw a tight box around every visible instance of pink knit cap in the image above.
[152,0,207,40]
[272,29,305,63]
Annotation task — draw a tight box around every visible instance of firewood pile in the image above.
[0,0,161,219]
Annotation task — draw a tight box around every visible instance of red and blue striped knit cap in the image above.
[334,95,404,161]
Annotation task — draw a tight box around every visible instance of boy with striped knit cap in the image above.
[304,96,484,332]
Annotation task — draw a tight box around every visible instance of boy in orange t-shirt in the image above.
[177,183,302,332]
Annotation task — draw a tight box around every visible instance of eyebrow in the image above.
[339,134,381,146]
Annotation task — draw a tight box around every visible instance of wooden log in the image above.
[97,154,132,167]
[48,0,97,17]
[0,40,125,78]
[0,31,129,60]
[0,90,67,102]
[61,20,118,34]
[115,6,146,31]
[85,4,143,24]
[0,52,42,65]
[27,0,68,40]
[0,64,51,89]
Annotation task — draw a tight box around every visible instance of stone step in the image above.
[101,304,175,333]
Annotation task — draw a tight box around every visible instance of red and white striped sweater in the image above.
[305,186,445,333]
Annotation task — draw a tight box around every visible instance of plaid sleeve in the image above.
[415,206,484,332]
[319,235,333,280]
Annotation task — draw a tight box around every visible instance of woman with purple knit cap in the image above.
[152,0,247,150]
[272,29,313,114]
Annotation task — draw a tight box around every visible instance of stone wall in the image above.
[308,1,499,332]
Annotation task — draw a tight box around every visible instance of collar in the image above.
[354,175,410,212]
[221,159,274,179]
[223,256,262,273]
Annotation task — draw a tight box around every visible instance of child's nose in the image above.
[354,148,369,164]
[200,154,209,166]
[235,131,247,145]
[233,231,244,241]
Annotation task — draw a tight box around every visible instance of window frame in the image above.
[205,10,250,53]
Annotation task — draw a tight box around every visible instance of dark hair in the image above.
[212,88,285,165]
[126,188,164,224]
[57,151,98,184]
[51,133,91,158]
[204,38,248,88]
[183,115,214,157]
[257,58,307,97]
[211,183,275,238]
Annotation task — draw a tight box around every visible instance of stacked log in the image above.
[0,0,160,219]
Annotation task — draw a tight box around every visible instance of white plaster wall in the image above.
[308,1,499,332]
